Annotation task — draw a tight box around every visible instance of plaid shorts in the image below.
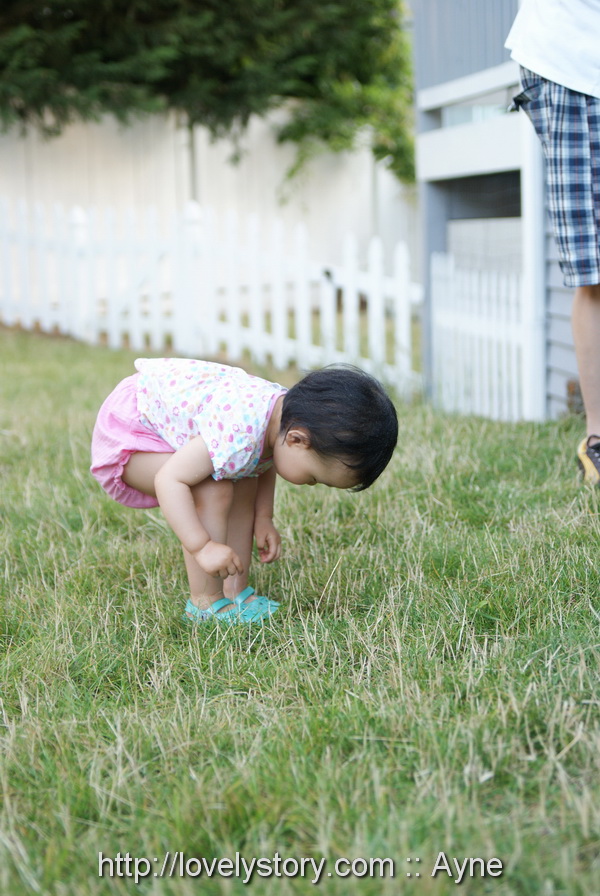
[515,67,600,288]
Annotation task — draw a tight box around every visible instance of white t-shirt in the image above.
[505,0,600,99]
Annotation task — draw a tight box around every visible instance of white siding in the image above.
[0,111,418,274]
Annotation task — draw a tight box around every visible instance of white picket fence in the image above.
[431,253,527,421]
[0,197,422,393]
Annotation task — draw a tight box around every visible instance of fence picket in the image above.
[86,207,100,345]
[268,219,286,368]
[224,209,241,360]
[509,273,521,419]
[246,213,264,364]
[103,206,120,349]
[367,236,385,371]
[17,200,33,330]
[197,206,218,358]
[392,241,411,380]
[32,203,50,333]
[320,269,337,362]
[341,233,359,362]
[173,201,201,356]
[145,206,161,352]
[0,198,13,327]
[292,223,311,369]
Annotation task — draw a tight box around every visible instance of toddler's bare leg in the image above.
[223,478,259,600]
[123,451,172,495]
[184,477,234,609]
[123,452,234,610]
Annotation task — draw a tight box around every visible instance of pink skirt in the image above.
[90,373,174,508]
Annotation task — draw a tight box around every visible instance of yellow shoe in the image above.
[577,435,600,485]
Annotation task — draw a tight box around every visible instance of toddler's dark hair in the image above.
[280,365,398,490]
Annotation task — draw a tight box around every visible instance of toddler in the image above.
[91,358,398,624]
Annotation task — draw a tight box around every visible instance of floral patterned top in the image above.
[134,358,286,480]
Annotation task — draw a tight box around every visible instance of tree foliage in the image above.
[0,0,414,180]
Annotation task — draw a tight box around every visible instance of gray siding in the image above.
[412,0,518,91]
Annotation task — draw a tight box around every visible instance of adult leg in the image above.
[572,283,600,437]
[519,74,600,466]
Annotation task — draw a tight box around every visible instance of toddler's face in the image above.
[273,430,357,490]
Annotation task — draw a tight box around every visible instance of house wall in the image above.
[0,111,418,274]
[447,217,522,270]
[412,0,577,420]
[412,0,517,89]
[4,114,190,232]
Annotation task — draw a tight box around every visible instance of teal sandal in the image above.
[233,586,280,614]
[182,588,278,625]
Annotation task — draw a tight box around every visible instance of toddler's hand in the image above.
[195,541,243,578]
[254,517,282,563]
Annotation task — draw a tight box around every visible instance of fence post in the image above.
[246,213,265,365]
[224,208,241,360]
[68,205,88,341]
[32,202,51,333]
[270,218,287,368]
[342,233,359,362]
[201,206,219,358]
[124,207,146,351]
[509,273,522,420]
[87,206,99,344]
[367,235,385,370]
[16,200,33,330]
[431,252,449,410]
[173,200,202,356]
[103,206,122,349]
[145,205,163,352]
[0,197,16,327]
[392,241,411,384]
[292,222,311,369]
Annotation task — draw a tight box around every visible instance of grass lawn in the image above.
[1,327,599,896]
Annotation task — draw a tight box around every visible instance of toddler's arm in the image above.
[154,436,243,578]
[254,466,281,563]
